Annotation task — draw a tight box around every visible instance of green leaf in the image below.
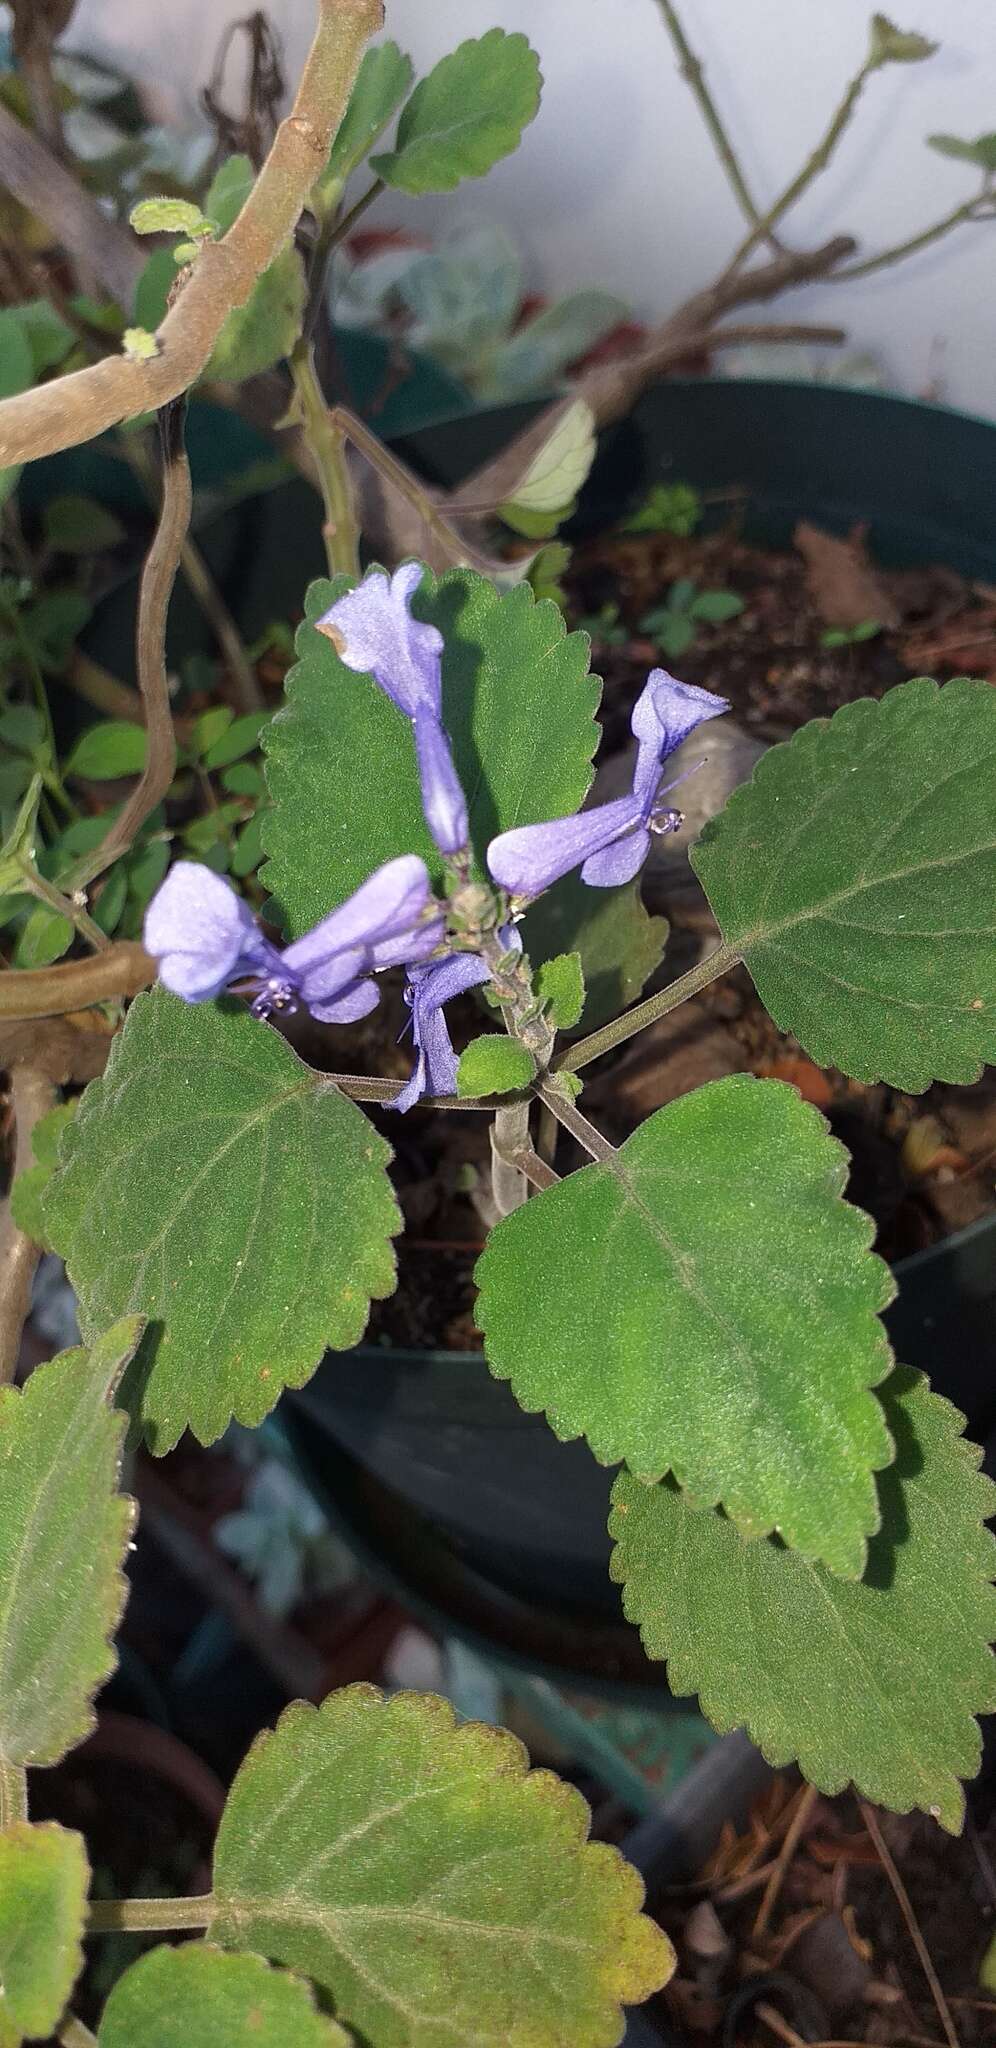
[44,988,401,1451]
[0,1823,88,2044]
[9,299,75,376]
[868,13,938,64]
[262,568,601,932]
[690,589,744,624]
[0,775,43,896]
[43,494,125,555]
[0,762,33,813]
[10,1101,78,1250]
[476,1075,895,1578]
[202,155,255,236]
[0,311,32,400]
[479,294,626,405]
[230,809,268,878]
[522,871,667,1032]
[927,131,996,171]
[209,1686,673,2047]
[12,904,72,969]
[654,614,694,659]
[691,677,996,1090]
[93,859,129,937]
[24,590,92,674]
[537,950,585,1030]
[124,837,171,915]
[187,706,234,759]
[498,399,595,520]
[457,1035,536,1097]
[322,40,414,187]
[0,1318,141,1768]
[220,762,264,797]
[65,720,148,780]
[98,1945,351,2048]
[610,1368,996,1832]
[621,482,701,538]
[205,243,306,382]
[202,711,269,769]
[0,708,45,755]
[370,30,541,194]
[130,195,214,237]
[133,246,176,332]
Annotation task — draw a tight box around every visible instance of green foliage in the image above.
[498,399,595,533]
[129,195,214,238]
[522,870,668,1031]
[201,711,271,770]
[10,1101,78,1250]
[476,1076,895,1577]
[0,1823,88,2045]
[928,131,996,171]
[322,39,414,187]
[621,482,702,537]
[868,13,938,64]
[0,1319,141,1769]
[0,309,32,505]
[610,1369,996,1832]
[691,676,996,1089]
[640,578,744,660]
[820,618,881,648]
[537,950,586,1029]
[457,1035,536,1097]
[371,30,541,194]
[64,720,148,780]
[0,773,42,892]
[210,1686,673,2048]
[477,292,625,405]
[12,904,72,968]
[44,989,401,1451]
[205,246,306,383]
[9,299,75,377]
[98,1945,351,2048]
[43,495,125,555]
[122,327,161,363]
[133,247,177,332]
[262,568,601,933]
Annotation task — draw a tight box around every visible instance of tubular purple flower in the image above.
[317,561,470,860]
[393,951,492,1112]
[144,855,444,1026]
[486,668,729,899]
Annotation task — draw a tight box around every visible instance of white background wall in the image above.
[69,0,996,416]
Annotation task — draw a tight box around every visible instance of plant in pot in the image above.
[1,0,996,2041]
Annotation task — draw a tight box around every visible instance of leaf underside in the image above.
[691,676,996,1090]
[43,989,400,1452]
[261,566,601,935]
[610,1368,996,1832]
[476,1076,896,1578]
[210,1686,672,2048]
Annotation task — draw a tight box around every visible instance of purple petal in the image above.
[413,709,469,855]
[391,950,492,1112]
[370,910,446,972]
[631,669,729,813]
[393,1050,427,1114]
[315,563,443,718]
[581,825,652,887]
[283,856,434,978]
[309,977,380,1024]
[143,861,271,1001]
[487,795,640,899]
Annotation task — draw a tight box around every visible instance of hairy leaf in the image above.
[371,30,541,194]
[323,40,414,186]
[98,1945,351,2047]
[610,1369,996,1831]
[457,1035,535,1097]
[522,871,667,1032]
[210,1687,672,2048]
[476,1076,895,1578]
[0,1319,141,1767]
[262,568,600,932]
[691,677,996,1089]
[9,1100,77,1250]
[44,990,400,1451]
[537,951,585,1030]
[0,1824,88,2044]
[206,246,305,382]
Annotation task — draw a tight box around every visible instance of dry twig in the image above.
[859,1801,961,2048]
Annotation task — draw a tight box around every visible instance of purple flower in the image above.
[317,563,469,858]
[144,856,444,1025]
[486,669,729,899]
[393,951,491,1112]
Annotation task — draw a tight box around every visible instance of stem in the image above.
[537,1084,616,1162]
[331,404,478,570]
[491,1101,532,1215]
[0,1066,57,1383]
[556,940,741,1076]
[68,398,188,894]
[0,1756,28,1824]
[19,864,110,954]
[290,341,360,578]
[654,0,772,242]
[303,178,382,342]
[828,196,988,280]
[86,1894,213,1936]
[0,941,154,1020]
[731,60,873,268]
[58,2019,97,2048]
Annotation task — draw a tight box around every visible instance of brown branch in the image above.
[0,943,154,1019]
[0,100,142,308]
[0,0,382,466]
[0,1064,57,1382]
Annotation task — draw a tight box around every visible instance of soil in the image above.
[286,514,996,1355]
[648,1774,996,2048]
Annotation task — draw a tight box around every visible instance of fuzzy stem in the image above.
[18,864,110,954]
[86,1895,213,1936]
[58,2019,97,2048]
[290,341,359,577]
[557,940,741,1076]
[654,0,772,241]
[0,941,153,1019]
[0,1065,57,1384]
[537,1084,616,1162]
[491,1101,532,1215]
